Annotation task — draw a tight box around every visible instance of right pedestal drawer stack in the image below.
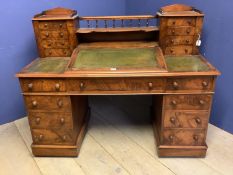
[153,75,215,157]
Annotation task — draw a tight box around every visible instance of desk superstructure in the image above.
[16,4,220,157]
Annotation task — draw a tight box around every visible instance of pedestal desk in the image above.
[16,4,220,157]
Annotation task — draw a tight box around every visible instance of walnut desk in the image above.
[16,4,220,157]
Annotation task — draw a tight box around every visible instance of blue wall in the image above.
[1,0,233,134]
[126,0,233,134]
[0,0,125,124]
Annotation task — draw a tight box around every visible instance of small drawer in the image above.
[28,112,73,129]
[164,95,212,110]
[163,110,209,129]
[165,36,194,46]
[165,46,193,55]
[32,129,74,145]
[166,77,214,92]
[42,40,69,49]
[167,27,195,36]
[20,79,66,92]
[38,21,67,30]
[24,95,71,112]
[163,129,206,146]
[167,17,196,26]
[67,78,166,93]
[40,31,69,39]
[45,49,71,57]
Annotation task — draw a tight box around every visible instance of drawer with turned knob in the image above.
[165,46,193,55]
[163,129,206,146]
[163,111,209,128]
[40,31,69,39]
[167,17,196,27]
[38,21,67,30]
[166,77,214,92]
[167,26,195,36]
[19,78,66,92]
[28,112,73,129]
[164,94,212,110]
[67,78,166,93]
[165,36,194,46]
[24,95,72,112]
[32,129,74,145]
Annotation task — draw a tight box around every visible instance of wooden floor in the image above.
[1,96,233,175]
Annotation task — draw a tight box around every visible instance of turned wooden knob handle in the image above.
[187,20,192,25]
[49,51,52,55]
[202,81,208,87]
[45,32,49,37]
[185,49,188,53]
[148,82,153,89]
[172,30,175,34]
[170,117,176,124]
[32,101,37,107]
[80,82,85,90]
[169,135,174,141]
[62,135,67,141]
[186,29,191,34]
[171,40,174,44]
[59,23,63,28]
[195,118,201,124]
[35,117,40,124]
[170,49,174,53]
[60,118,65,125]
[57,100,63,108]
[60,32,64,37]
[173,81,179,89]
[39,134,44,141]
[171,100,177,106]
[55,83,60,91]
[186,40,190,44]
[44,23,48,27]
[48,43,51,47]
[172,21,176,25]
[28,83,33,90]
[199,100,205,105]
[193,135,199,141]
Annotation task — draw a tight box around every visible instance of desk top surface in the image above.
[17,42,220,78]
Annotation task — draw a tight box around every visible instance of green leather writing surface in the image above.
[25,58,69,73]
[73,48,158,69]
[165,56,211,72]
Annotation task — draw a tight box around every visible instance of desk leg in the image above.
[31,95,90,157]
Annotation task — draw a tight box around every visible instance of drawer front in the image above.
[20,79,66,92]
[44,49,71,57]
[32,129,74,145]
[167,27,195,36]
[165,46,192,55]
[165,36,194,46]
[42,40,69,49]
[167,17,196,27]
[67,78,166,92]
[163,110,209,129]
[38,21,67,30]
[166,77,214,92]
[163,129,206,146]
[40,31,69,40]
[164,95,212,110]
[24,96,71,112]
[28,112,73,129]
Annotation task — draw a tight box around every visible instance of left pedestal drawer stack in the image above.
[19,78,88,157]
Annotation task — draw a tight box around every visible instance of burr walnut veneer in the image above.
[16,4,220,157]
